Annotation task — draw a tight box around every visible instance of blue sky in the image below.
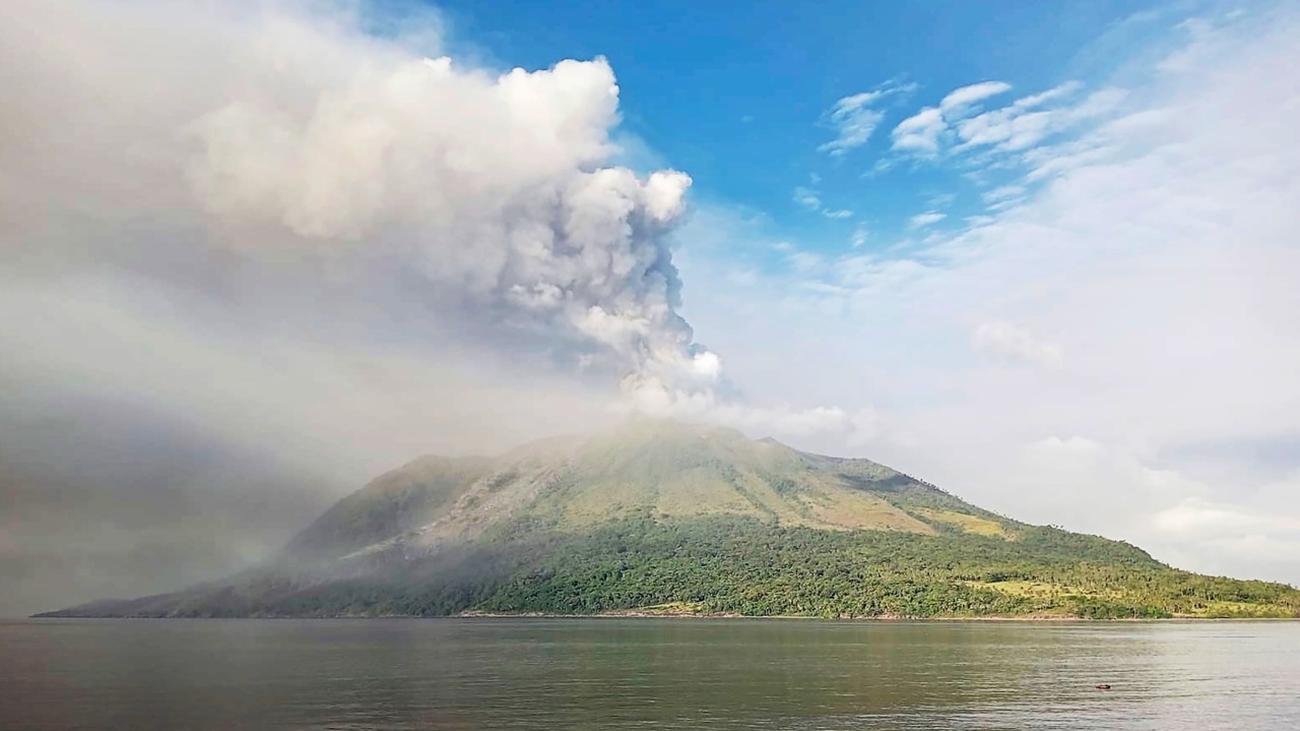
[428,0,1177,259]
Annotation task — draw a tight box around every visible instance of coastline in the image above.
[25,612,1300,621]
[456,611,1300,622]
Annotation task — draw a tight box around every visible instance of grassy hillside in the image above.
[276,419,1018,557]
[39,420,1300,619]
[476,517,1300,619]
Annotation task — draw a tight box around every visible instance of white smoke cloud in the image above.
[186,48,704,388]
[0,0,859,612]
[0,0,731,403]
[0,0,866,463]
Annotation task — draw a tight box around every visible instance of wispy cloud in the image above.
[792,185,853,219]
[891,107,947,154]
[787,250,825,272]
[885,77,1128,218]
[792,186,822,211]
[907,211,947,228]
[889,78,1117,162]
[889,80,1011,155]
[819,81,916,156]
[981,184,1025,203]
[955,87,1125,152]
[981,184,1026,209]
[939,80,1012,113]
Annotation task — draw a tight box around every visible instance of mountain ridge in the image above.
[39,419,1300,619]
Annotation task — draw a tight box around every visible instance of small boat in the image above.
[1095,684,1112,690]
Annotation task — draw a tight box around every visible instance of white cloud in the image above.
[819,93,885,155]
[891,107,946,154]
[888,75,1118,164]
[925,192,957,209]
[819,82,915,156]
[0,0,735,405]
[1032,435,1105,455]
[793,185,852,219]
[866,158,895,177]
[939,80,1012,113]
[980,184,1029,212]
[1153,497,1300,536]
[907,211,947,228]
[1009,80,1084,111]
[889,81,1010,155]
[785,250,825,273]
[624,374,884,445]
[973,321,1064,368]
[1021,133,1118,182]
[956,87,1127,151]
[793,186,823,210]
[982,184,1026,205]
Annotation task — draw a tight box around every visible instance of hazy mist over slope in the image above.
[40,420,1300,620]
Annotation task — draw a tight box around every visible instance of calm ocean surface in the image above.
[2,618,1297,730]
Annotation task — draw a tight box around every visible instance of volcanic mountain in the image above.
[41,420,1300,619]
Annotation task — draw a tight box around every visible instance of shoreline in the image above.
[456,611,1300,622]
[26,611,1300,622]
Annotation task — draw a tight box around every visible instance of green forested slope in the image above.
[475,517,1300,618]
[39,421,1300,619]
